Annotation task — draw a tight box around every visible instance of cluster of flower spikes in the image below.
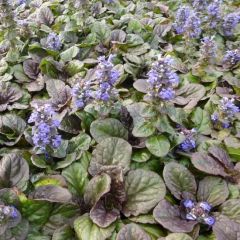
[178,127,197,152]
[199,36,217,63]
[222,12,240,36]
[71,79,92,109]
[222,49,240,68]
[93,55,120,102]
[28,104,62,151]
[72,55,120,109]
[45,33,62,51]
[173,6,201,38]
[0,205,18,222]
[182,199,215,226]
[206,0,222,28]
[211,97,239,129]
[146,56,179,101]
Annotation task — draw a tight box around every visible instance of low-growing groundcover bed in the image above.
[0,0,240,239]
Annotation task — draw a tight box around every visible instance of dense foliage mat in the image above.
[0,0,240,239]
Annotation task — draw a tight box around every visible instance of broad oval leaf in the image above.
[90,118,128,143]
[74,214,115,240]
[90,199,120,228]
[163,162,197,200]
[146,135,170,157]
[62,163,89,196]
[30,185,73,203]
[23,59,40,79]
[0,114,26,146]
[84,173,111,206]
[123,169,166,217]
[212,214,240,240]
[89,137,132,176]
[165,233,193,240]
[219,199,240,223]
[116,223,151,240]
[153,200,197,233]
[0,153,29,191]
[174,84,206,110]
[38,7,54,25]
[191,152,228,177]
[197,176,229,207]
[133,80,148,93]
[52,225,75,240]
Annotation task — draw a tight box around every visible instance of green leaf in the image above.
[0,153,29,191]
[116,223,151,240]
[91,22,111,42]
[163,162,197,200]
[62,162,89,196]
[191,107,211,135]
[165,233,193,240]
[60,46,79,62]
[20,198,52,226]
[67,132,91,153]
[197,176,229,207]
[90,118,128,143]
[123,169,166,217]
[146,135,170,157]
[89,137,132,176]
[220,199,240,223]
[84,173,111,206]
[132,121,155,137]
[132,149,151,163]
[52,225,75,240]
[74,214,115,240]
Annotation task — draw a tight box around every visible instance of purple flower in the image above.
[71,80,93,109]
[179,138,196,152]
[93,54,120,102]
[185,14,201,38]
[204,216,216,226]
[45,33,62,51]
[159,88,175,100]
[10,206,18,219]
[200,37,217,62]
[211,112,219,122]
[222,49,240,68]
[222,13,240,36]
[219,97,239,118]
[174,6,201,38]
[28,104,62,151]
[173,6,191,34]
[192,0,207,11]
[207,0,221,28]
[183,199,195,209]
[199,202,212,212]
[222,122,230,129]
[17,0,26,5]
[146,56,179,101]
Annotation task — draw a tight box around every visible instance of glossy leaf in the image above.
[163,162,197,200]
[123,169,166,217]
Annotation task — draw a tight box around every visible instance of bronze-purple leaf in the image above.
[153,200,197,233]
[30,185,73,203]
[23,59,40,79]
[90,199,120,228]
[116,223,151,240]
[0,82,23,112]
[212,214,240,240]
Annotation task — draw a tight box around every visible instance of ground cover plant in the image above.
[0,0,240,239]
